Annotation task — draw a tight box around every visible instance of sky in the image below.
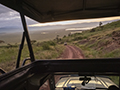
[0,4,120,32]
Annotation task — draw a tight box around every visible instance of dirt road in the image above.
[39,45,84,90]
[60,45,84,59]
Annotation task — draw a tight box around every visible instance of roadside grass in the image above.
[109,76,119,86]
[33,44,65,59]
[0,45,19,72]
[77,44,120,59]
[0,45,19,63]
[0,41,65,72]
[103,48,120,58]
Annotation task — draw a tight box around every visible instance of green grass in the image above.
[0,46,19,62]
[0,40,65,72]
[103,48,120,58]
[109,76,119,85]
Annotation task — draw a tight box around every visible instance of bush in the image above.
[73,36,83,41]
[31,40,37,44]
[40,41,56,50]
[42,43,51,50]
[46,41,56,46]
[90,29,95,32]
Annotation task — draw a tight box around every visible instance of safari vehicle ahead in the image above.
[0,0,120,90]
[64,42,67,45]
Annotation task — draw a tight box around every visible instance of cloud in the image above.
[0,4,38,29]
[0,3,120,31]
[29,16,120,27]
[0,11,19,21]
[65,26,96,31]
[0,4,22,28]
[26,16,38,25]
[0,4,13,14]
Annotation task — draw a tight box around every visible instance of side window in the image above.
[0,4,22,72]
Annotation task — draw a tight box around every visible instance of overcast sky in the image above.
[0,4,120,32]
[0,4,38,28]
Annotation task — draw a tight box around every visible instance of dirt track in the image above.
[60,45,84,59]
[39,45,84,90]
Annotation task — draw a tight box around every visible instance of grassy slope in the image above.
[59,20,120,59]
[58,20,120,85]
[0,41,65,72]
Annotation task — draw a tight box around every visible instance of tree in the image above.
[63,35,66,38]
[0,40,5,43]
[56,35,59,43]
[68,33,71,36]
[99,22,102,27]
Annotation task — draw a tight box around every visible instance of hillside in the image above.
[56,20,120,85]
[59,20,120,59]
[0,41,65,72]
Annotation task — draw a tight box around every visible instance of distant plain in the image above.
[0,29,71,44]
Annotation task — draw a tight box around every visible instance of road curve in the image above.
[60,45,85,59]
[39,45,85,90]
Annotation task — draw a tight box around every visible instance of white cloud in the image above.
[0,10,22,28]
[29,16,120,27]
[0,11,19,21]
[65,26,95,31]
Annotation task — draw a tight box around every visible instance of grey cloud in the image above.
[26,16,38,25]
[0,3,38,29]
[0,4,13,14]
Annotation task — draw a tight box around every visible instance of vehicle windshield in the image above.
[0,3,120,71]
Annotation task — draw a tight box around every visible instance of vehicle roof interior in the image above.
[0,0,120,23]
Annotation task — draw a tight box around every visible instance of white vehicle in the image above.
[64,42,67,45]
[56,75,118,90]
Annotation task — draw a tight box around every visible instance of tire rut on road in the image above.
[60,45,85,59]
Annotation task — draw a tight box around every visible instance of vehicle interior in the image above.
[0,0,120,90]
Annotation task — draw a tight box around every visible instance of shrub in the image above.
[73,36,83,41]
[31,40,37,44]
[42,43,51,50]
[90,29,95,32]
[46,41,56,46]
